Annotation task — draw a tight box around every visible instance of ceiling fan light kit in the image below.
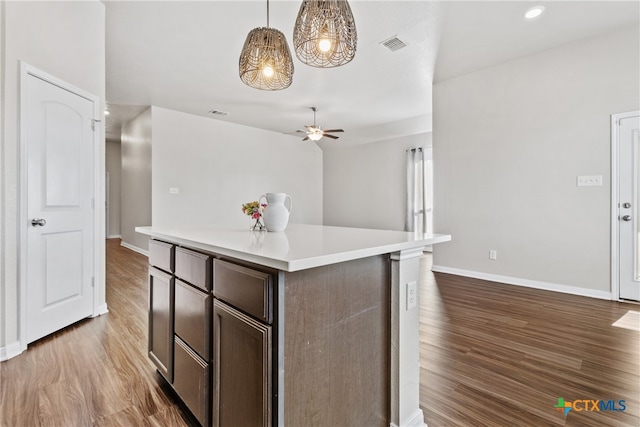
[293,0,358,68]
[239,0,294,90]
[298,107,344,141]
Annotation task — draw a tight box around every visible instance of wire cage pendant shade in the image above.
[239,1,294,90]
[293,0,357,68]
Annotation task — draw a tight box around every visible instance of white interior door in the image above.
[617,112,640,301]
[24,71,96,343]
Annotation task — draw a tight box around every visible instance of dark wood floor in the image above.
[1,240,638,426]
[419,257,640,427]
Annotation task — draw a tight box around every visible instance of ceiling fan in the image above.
[296,107,344,141]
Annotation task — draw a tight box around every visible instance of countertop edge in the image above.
[135,226,451,272]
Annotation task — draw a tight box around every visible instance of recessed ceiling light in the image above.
[524,5,545,20]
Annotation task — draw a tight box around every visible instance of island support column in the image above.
[390,248,426,427]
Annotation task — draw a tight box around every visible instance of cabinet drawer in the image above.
[149,240,175,273]
[175,247,212,291]
[213,259,273,324]
[174,336,210,427]
[175,279,211,360]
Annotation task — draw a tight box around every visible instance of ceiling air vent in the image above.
[208,109,229,116]
[380,36,407,52]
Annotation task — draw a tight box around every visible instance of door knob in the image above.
[623,202,632,209]
[622,215,632,222]
[31,218,46,227]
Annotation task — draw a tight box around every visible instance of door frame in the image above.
[611,110,640,302]
[18,62,106,352]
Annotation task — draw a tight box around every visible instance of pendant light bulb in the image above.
[263,65,274,78]
[318,38,332,52]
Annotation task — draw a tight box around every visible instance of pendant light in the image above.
[293,0,357,68]
[239,0,294,90]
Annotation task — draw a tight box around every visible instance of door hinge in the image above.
[91,277,95,288]
[92,119,101,131]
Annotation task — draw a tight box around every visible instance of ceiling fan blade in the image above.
[323,129,344,133]
[324,134,339,139]
[302,136,310,141]
[295,129,307,134]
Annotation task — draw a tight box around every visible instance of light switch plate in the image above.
[577,176,602,187]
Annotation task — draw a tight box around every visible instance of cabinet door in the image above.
[148,266,174,382]
[213,300,272,427]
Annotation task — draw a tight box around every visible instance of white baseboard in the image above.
[92,303,109,317]
[120,241,149,257]
[0,341,24,362]
[431,265,612,300]
[390,409,426,427]
[107,234,122,239]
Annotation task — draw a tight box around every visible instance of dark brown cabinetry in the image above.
[212,259,273,427]
[213,300,272,427]
[173,247,213,427]
[175,279,212,360]
[213,259,272,324]
[173,335,210,426]
[148,241,274,427]
[147,240,175,383]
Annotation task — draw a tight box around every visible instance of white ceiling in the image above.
[105,1,639,145]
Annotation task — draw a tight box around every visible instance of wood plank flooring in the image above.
[1,240,638,426]
[0,239,193,427]
[419,256,640,427]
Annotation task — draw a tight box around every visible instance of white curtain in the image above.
[405,147,433,234]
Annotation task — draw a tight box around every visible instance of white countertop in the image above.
[136,224,451,272]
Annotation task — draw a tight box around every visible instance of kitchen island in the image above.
[136,223,451,427]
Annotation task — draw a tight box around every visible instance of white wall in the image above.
[106,140,122,238]
[121,109,152,252]
[323,133,431,231]
[433,26,640,295]
[151,107,323,228]
[0,1,105,352]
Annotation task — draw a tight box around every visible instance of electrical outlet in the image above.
[169,187,179,194]
[489,250,497,260]
[406,281,417,310]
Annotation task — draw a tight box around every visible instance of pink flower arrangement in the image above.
[242,201,268,230]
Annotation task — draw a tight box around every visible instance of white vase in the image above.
[259,193,292,232]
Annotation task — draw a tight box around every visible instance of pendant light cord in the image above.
[266,0,270,28]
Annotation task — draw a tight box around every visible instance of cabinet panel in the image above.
[174,336,210,427]
[175,247,212,291]
[213,259,272,324]
[213,300,272,427]
[175,279,211,360]
[149,240,174,273]
[148,267,174,382]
